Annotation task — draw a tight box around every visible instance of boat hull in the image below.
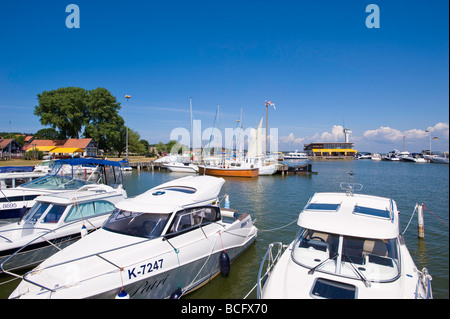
[164,163,198,173]
[198,166,259,177]
[10,211,258,299]
[91,237,256,299]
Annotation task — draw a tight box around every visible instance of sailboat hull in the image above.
[198,166,259,177]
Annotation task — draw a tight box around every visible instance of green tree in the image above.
[34,128,61,140]
[34,87,88,138]
[84,87,124,152]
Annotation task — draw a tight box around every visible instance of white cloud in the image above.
[312,125,345,142]
[363,126,403,142]
[363,122,449,143]
[278,122,449,152]
[279,132,306,145]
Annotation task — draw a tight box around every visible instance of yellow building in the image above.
[304,143,357,157]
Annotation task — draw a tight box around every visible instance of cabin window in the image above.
[103,209,170,239]
[65,201,116,222]
[292,228,401,282]
[311,278,356,299]
[41,204,66,223]
[168,206,219,234]
[305,203,340,212]
[353,205,391,219]
[21,175,91,190]
[22,202,51,223]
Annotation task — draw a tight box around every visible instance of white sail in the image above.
[247,117,263,157]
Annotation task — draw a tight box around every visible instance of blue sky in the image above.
[1,0,448,153]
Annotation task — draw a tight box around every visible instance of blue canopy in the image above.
[54,158,123,168]
[0,166,34,173]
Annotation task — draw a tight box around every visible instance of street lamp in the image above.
[125,95,131,160]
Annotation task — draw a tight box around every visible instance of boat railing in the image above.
[3,230,157,295]
[339,182,363,196]
[256,242,286,299]
[0,214,109,276]
[417,267,433,299]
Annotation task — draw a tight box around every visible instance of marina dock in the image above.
[128,161,317,175]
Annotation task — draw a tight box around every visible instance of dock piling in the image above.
[418,203,425,239]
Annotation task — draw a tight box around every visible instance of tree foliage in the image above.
[84,87,124,152]
[34,87,129,154]
[34,87,88,138]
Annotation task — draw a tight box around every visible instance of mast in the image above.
[265,101,268,156]
[190,97,193,153]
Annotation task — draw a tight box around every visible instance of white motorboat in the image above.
[429,155,449,164]
[371,153,382,161]
[257,181,432,299]
[0,171,47,189]
[0,183,127,272]
[401,153,427,163]
[356,152,372,160]
[283,151,308,160]
[382,153,400,161]
[243,157,277,176]
[33,160,56,173]
[119,160,133,172]
[9,175,258,299]
[163,160,198,173]
[0,158,125,220]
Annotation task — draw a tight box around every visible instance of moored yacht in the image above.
[9,175,257,299]
[283,151,308,160]
[0,158,124,220]
[401,153,427,163]
[257,181,432,299]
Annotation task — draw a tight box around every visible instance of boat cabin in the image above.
[294,192,401,288]
[104,176,225,240]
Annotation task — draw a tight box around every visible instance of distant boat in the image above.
[371,153,382,161]
[356,152,372,160]
[382,153,400,161]
[428,155,449,164]
[198,165,259,177]
[283,151,308,160]
[163,161,199,173]
[401,153,427,163]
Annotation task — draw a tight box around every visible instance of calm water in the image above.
[1,160,448,298]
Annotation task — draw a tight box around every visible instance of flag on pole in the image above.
[265,100,276,110]
[433,137,438,140]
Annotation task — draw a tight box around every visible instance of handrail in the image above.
[6,233,158,295]
[418,267,433,299]
[256,242,285,299]
[0,215,109,276]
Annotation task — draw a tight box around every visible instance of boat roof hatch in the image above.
[115,176,225,214]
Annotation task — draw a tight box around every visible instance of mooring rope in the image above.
[257,218,298,232]
[422,204,449,226]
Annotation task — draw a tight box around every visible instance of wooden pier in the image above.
[128,161,317,175]
[275,163,317,175]
[128,161,165,171]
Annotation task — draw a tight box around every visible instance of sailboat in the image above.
[243,118,278,175]
[198,108,259,177]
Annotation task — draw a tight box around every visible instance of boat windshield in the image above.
[292,228,400,282]
[22,202,67,224]
[103,209,170,239]
[20,175,91,190]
